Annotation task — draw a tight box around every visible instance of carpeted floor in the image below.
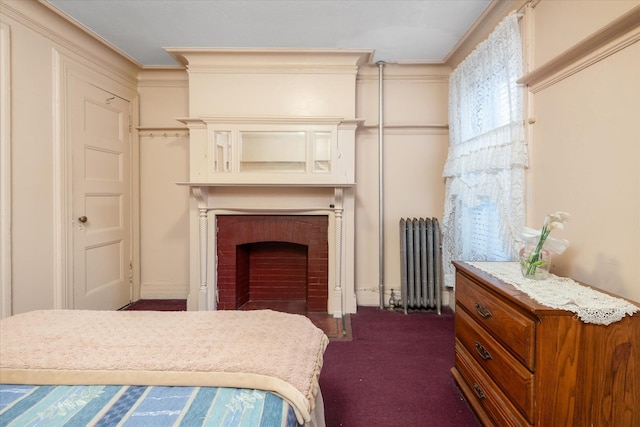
[122,299,186,311]
[320,306,481,426]
[122,300,480,425]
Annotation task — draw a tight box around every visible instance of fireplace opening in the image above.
[216,215,329,312]
[236,241,308,308]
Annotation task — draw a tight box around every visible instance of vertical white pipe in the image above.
[377,61,385,309]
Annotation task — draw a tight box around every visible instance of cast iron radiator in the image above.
[399,217,442,314]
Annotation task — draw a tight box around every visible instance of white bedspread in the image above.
[0,309,329,424]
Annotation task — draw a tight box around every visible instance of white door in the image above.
[70,76,131,310]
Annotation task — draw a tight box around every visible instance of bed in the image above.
[0,309,328,426]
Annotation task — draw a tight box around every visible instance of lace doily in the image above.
[468,262,639,325]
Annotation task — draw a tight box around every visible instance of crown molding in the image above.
[165,48,374,75]
[518,5,640,91]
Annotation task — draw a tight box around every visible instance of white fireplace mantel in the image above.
[172,49,364,318]
[178,182,356,318]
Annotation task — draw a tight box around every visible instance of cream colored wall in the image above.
[2,9,55,313]
[135,62,452,308]
[140,61,450,305]
[10,0,636,314]
[355,64,451,307]
[524,1,640,302]
[137,69,190,298]
[1,0,140,315]
[532,1,638,64]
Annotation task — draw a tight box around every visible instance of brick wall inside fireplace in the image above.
[216,215,329,311]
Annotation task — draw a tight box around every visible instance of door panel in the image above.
[70,76,130,310]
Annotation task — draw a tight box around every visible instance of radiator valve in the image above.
[388,289,401,310]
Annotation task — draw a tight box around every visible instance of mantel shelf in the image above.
[176,182,356,188]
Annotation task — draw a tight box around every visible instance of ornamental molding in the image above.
[519,6,640,92]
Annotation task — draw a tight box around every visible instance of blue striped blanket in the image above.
[0,384,301,426]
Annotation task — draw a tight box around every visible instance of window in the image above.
[441,13,527,288]
[466,199,511,261]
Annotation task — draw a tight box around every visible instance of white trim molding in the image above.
[519,5,640,92]
[0,21,12,318]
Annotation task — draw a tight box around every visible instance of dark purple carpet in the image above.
[122,299,186,311]
[319,306,481,427]
[122,300,479,425]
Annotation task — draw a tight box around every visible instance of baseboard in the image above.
[140,282,189,299]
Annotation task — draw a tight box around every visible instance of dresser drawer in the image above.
[456,272,536,369]
[456,305,534,423]
[453,261,640,427]
[455,342,532,427]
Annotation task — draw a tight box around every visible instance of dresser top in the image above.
[453,261,640,323]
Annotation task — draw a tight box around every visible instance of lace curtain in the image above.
[442,13,527,288]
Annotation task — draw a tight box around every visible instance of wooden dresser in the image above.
[451,261,640,427]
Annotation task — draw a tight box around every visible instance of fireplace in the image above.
[180,184,355,317]
[171,48,368,316]
[216,215,328,311]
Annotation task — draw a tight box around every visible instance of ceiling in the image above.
[45,0,492,67]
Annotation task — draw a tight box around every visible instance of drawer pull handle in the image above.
[473,383,486,399]
[474,302,492,318]
[474,341,492,360]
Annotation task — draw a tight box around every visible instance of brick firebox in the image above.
[216,215,329,311]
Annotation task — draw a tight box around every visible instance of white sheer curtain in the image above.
[442,13,527,288]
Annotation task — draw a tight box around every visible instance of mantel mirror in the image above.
[211,126,334,175]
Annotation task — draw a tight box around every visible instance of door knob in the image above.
[78,216,88,223]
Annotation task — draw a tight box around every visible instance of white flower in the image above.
[546,211,571,225]
[521,211,571,277]
[548,221,564,230]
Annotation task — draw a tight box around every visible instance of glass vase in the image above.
[519,241,552,280]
